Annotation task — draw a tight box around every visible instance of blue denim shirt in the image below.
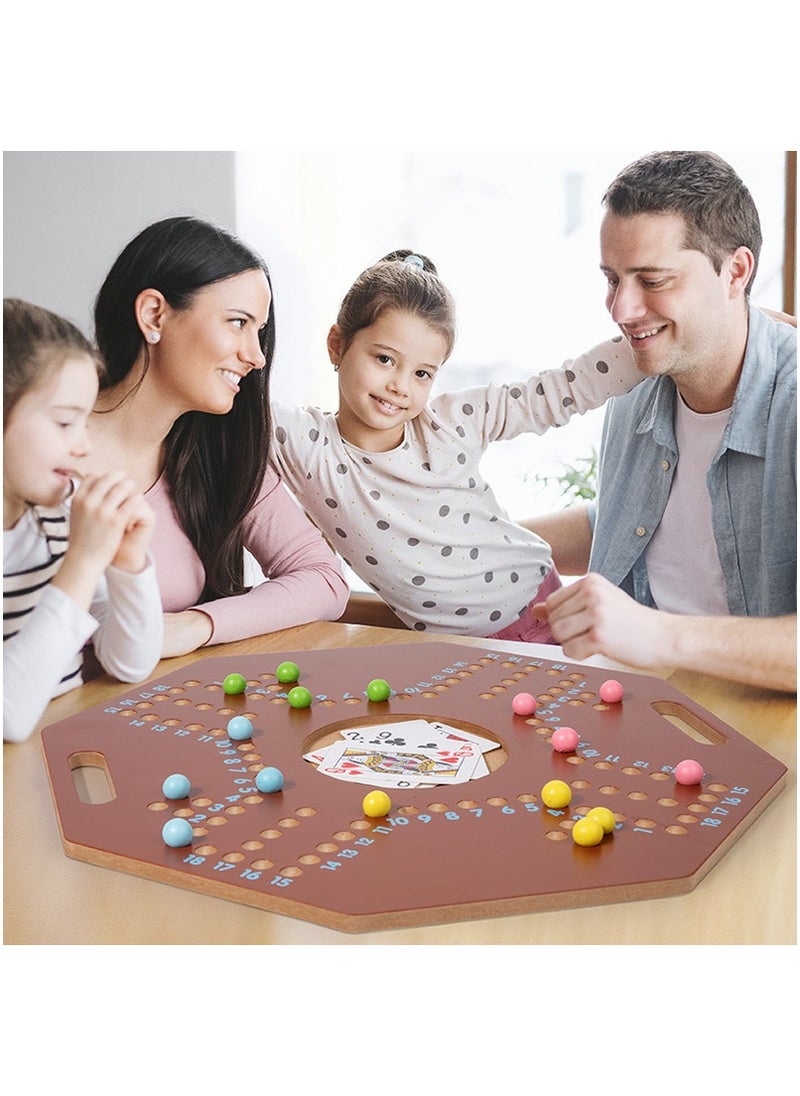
[588,306,796,617]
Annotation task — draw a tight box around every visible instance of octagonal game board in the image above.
[40,643,787,932]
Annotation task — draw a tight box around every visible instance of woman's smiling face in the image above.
[154,268,271,415]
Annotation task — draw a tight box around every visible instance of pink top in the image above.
[145,467,349,644]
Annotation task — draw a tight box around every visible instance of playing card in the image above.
[338,718,499,756]
[425,721,495,777]
[339,719,461,751]
[305,731,427,785]
[315,740,482,785]
[303,746,329,765]
[304,741,421,780]
[308,745,425,786]
[427,720,500,754]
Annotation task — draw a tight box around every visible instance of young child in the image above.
[3,299,163,742]
[270,250,642,641]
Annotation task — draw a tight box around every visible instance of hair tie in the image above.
[403,254,425,270]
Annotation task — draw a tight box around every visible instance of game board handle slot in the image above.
[68,751,117,805]
[650,701,728,746]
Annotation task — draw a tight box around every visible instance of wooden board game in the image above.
[40,643,787,933]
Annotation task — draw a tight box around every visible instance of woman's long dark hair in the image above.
[94,216,275,602]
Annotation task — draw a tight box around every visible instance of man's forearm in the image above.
[519,504,593,575]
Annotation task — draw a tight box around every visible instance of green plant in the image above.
[533,448,598,502]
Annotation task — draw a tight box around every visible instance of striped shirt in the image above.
[3,505,83,691]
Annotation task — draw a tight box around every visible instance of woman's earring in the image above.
[149,331,160,344]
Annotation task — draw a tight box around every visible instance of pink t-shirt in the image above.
[145,467,349,644]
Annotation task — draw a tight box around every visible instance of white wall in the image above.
[3,151,236,337]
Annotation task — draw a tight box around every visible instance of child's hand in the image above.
[111,493,155,573]
[68,472,151,574]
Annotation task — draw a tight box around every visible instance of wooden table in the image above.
[4,621,796,945]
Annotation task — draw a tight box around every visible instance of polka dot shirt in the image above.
[271,336,637,636]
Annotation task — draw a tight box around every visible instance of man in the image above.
[530,151,796,692]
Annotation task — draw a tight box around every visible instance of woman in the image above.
[90,216,349,656]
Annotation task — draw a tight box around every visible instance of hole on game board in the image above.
[68,752,116,804]
[650,701,727,745]
[301,712,507,788]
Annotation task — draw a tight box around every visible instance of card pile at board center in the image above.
[304,719,500,788]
